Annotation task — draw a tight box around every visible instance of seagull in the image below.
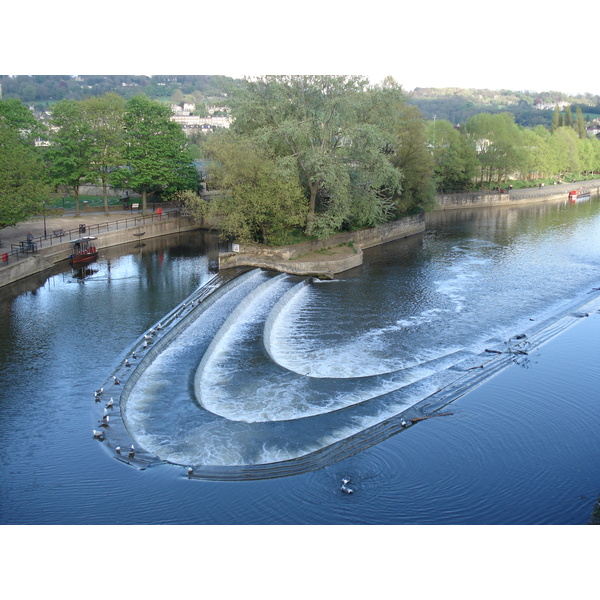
[342,477,351,486]
[128,445,135,459]
[92,429,104,439]
[116,446,121,454]
[106,398,114,408]
[100,415,110,427]
[125,359,131,367]
[156,323,163,330]
[341,484,354,494]
[188,467,194,476]
[143,341,148,349]
[149,328,156,335]
[94,387,104,396]
[401,419,407,428]
[132,352,137,359]
[144,334,153,341]
[113,376,120,385]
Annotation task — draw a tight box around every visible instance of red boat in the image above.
[70,236,99,265]
[568,189,591,203]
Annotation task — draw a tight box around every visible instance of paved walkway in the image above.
[0,207,175,264]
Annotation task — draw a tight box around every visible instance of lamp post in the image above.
[43,202,47,239]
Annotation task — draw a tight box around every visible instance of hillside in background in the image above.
[0,75,236,108]
[407,87,600,127]
[3,76,600,129]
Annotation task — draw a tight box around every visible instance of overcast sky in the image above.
[4,1,598,96]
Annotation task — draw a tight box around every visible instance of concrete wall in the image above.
[0,217,199,288]
[219,213,425,277]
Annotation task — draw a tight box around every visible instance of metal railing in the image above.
[1,209,182,265]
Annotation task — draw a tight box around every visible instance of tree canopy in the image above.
[112,96,198,213]
[0,118,50,228]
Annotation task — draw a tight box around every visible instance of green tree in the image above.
[0,98,45,142]
[112,96,198,213]
[575,106,586,139]
[46,99,96,217]
[550,126,581,177]
[227,75,404,237]
[0,121,50,228]
[199,132,307,244]
[564,105,574,128]
[429,119,478,192]
[464,113,525,185]
[551,105,562,132]
[83,93,126,215]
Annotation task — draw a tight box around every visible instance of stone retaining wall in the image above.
[0,217,199,288]
[219,213,425,276]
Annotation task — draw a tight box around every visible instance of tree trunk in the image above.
[74,185,80,218]
[102,179,109,216]
[304,182,318,235]
[142,184,147,215]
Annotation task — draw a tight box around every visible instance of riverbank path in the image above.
[0,206,178,268]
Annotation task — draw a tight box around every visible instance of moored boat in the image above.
[568,189,591,202]
[70,236,99,265]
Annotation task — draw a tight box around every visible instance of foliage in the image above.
[45,99,97,216]
[201,133,307,244]
[83,93,127,214]
[225,75,406,238]
[0,121,50,228]
[111,96,198,212]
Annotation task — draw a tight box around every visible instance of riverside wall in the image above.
[0,216,199,288]
[219,213,425,277]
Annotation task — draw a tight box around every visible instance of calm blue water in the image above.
[1,198,599,524]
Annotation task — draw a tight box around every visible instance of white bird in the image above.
[341,485,354,494]
[92,429,104,439]
[144,334,152,341]
[128,445,135,458]
[187,467,194,476]
[125,359,131,367]
[106,398,114,408]
[156,323,163,330]
[132,352,137,359]
[94,387,104,396]
[342,477,351,486]
[143,341,148,349]
[401,419,407,428]
[115,446,121,454]
[113,376,120,385]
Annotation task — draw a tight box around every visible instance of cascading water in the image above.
[112,198,600,479]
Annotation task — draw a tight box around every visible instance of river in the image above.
[1,196,599,525]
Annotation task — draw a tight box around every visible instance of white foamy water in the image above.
[120,199,600,469]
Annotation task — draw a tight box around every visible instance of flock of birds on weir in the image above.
[89,295,363,490]
[91,322,166,457]
[86,293,211,478]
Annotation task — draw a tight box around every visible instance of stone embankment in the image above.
[219,213,426,278]
[0,210,198,288]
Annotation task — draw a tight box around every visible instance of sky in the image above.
[4,0,599,97]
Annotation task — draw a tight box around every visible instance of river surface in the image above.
[1,197,599,525]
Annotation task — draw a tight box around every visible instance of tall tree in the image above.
[575,106,586,139]
[84,93,126,215]
[46,99,96,217]
[428,119,478,192]
[551,105,562,132]
[200,132,306,244]
[0,121,50,228]
[0,98,45,142]
[227,75,404,237]
[113,96,198,213]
